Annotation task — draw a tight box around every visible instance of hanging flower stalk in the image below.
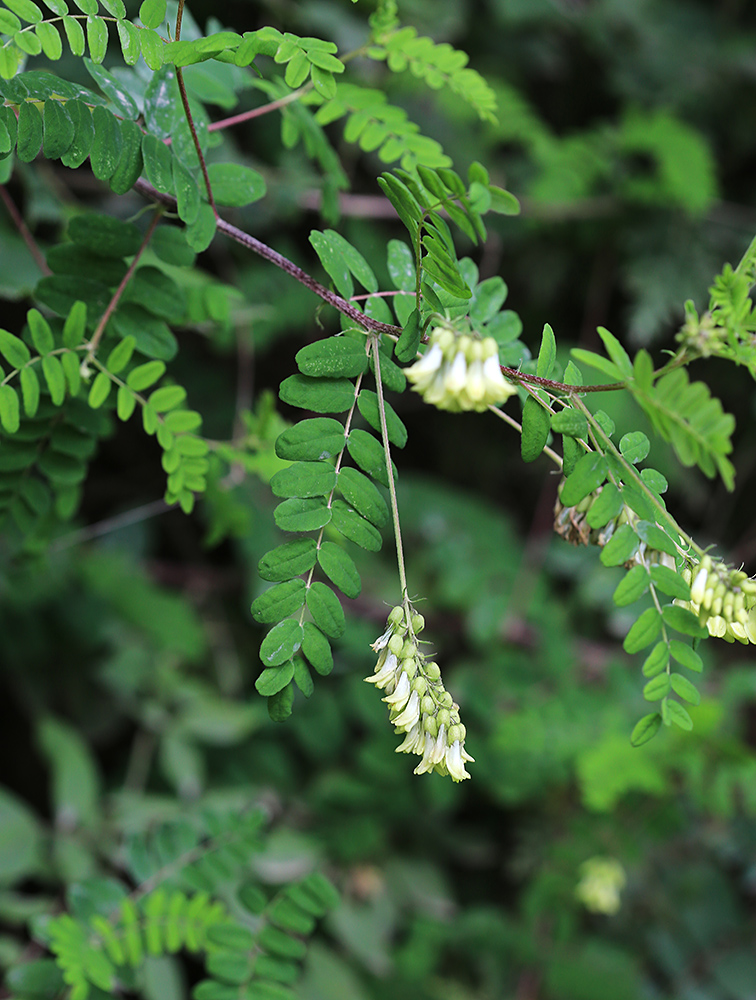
[366,604,474,781]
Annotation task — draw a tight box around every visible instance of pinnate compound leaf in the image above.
[251,579,306,624]
[521,395,550,462]
[258,539,317,582]
[612,564,649,606]
[280,374,355,414]
[295,336,368,379]
[270,461,336,499]
[317,541,360,598]
[274,497,331,533]
[301,622,332,675]
[260,622,303,669]
[623,606,662,654]
[306,581,345,638]
[630,713,662,747]
[275,417,345,462]
[330,499,382,551]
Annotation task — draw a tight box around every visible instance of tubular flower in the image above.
[366,604,473,781]
[676,555,756,644]
[404,325,517,413]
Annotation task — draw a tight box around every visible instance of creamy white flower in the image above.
[405,342,444,382]
[395,722,425,755]
[365,651,398,688]
[383,670,411,708]
[391,690,421,730]
[445,740,472,781]
[444,351,468,394]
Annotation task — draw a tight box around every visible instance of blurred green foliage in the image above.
[2,1,756,999]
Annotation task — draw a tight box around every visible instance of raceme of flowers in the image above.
[404,324,517,412]
[678,555,756,644]
[366,604,473,781]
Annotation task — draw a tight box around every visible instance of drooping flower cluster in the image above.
[404,324,517,413]
[677,555,756,644]
[575,857,626,915]
[366,604,473,781]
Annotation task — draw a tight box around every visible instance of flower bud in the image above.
[440,691,453,709]
[388,634,405,656]
[412,676,428,696]
[401,656,417,678]
[424,661,441,680]
[424,715,438,737]
[411,613,425,634]
[401,639,416,659]
[388,606,405,627]
[421,695,436,715]
[437,708,451,729]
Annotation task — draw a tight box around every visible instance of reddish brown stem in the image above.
[174,0,216,216]
[88,206,163,353]
[207,91,305,133]
[0,184,51,276]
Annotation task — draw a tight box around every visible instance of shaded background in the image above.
[3,1,756,998]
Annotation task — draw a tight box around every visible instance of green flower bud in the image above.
[440,691,453,709]
[411,613,425,634]
[401,639,416,659]
[421,695,436,715]
[424,661,441,681]
[388,606,405,626]
[412,677,428,696]
[388,634,405,656]
[437,708,451,729]
[424,715,438,737]
[401,656,417,678]
[448,724,462,744]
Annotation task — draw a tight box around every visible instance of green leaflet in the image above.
[395,308,421,363]
[42,98,74,159]
[623,607,662,654]
[612,564,649,606]
[90,106,122,180]
[369,347,406,392]
[250,579,306,624]
[337,466,389,527]
[665,700,693,731]
[619,431,650,464]
[630,713,663,747]
[295,336,369,379]
[306,581,345,638]
[521,395,550,462]
[600,524,639,567]
[16,101,43,162]
[309,229,378,299]
[670,672,700,705]
[109,119,144,195]
[551,407,587,439]
[347,428,395,488]
[206,162,266,207]
[275,417,345,462]
[172,157,200,225]
[258,539,317,582]
[329,499,382,551]
[661,604,708,638]
[642,642,670,678]
[669,640,702,673]
[301,621,332,675]
[280,374,356,414]
[560,452,607,506]
[256,659,296,692]
[274,497,331,532]
[69,212,142,257]
[269,461,336,499]
[357,389,407,447]
[585,484,623,529]
[535,322,556,379]
[649,565,690,600]
[317,541,360,598]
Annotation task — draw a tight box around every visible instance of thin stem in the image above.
[133,179,401,338]
[50,499,170,552]
[500,366,624,395]
[87,206,163,355]
[174,0,216,215]
[488,404,563,469]
[207,89,308,133]
[572,395,701,560]
[370,337,408,599]
[0,184,51,276]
